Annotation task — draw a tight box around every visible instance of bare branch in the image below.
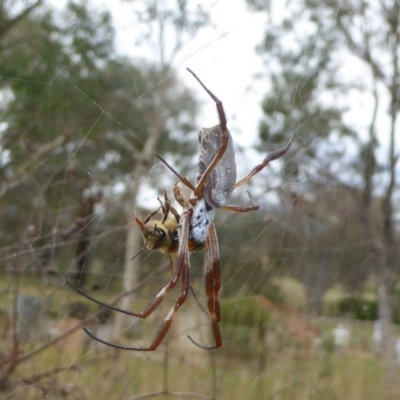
[0,0,43,39]
[0,132,70,199]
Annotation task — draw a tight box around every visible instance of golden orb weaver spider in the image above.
[66,68,295,351]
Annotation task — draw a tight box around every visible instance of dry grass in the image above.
[4,344,391,400]
[1,275,399,400]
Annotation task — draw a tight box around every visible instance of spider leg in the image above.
[188,223,222,349]
[186,68,229,196]
[157,189,180,225]
[83,262,190,351]
[157,192,168,224]
[173,181,199,209]
[233,133,296,190]
[65,280,144,317]
[222,204,259,213]
[81,207,193,351]
[156,154,197,193]
[65,218,188,319]
[222,189,260,213]
[190,285,209,317]
[209,224,222,323]
[168,202,181,224]
[130,244,147,261]
[135,204,162,227]
[65,272,180,319]
[187,68,221,105]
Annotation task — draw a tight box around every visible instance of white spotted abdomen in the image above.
[189,199,214,244]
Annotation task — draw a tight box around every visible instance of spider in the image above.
[66,68,295,351]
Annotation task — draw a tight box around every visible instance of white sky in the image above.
[101,0,275,207]
[105,0,268,149]
[48,0,282,209]
[106,0,394,154]
[53,0,398,204]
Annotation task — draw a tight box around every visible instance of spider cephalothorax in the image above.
[66,68,295,351]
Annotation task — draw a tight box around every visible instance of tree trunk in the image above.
[378,263,397,400]
[114,68,167,336]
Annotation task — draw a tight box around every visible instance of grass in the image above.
[3,343,390,400]
[1,274,400,399]
[3,324,396,399]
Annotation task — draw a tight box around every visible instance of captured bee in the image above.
[135,190,180,255]
[135,190,204,258]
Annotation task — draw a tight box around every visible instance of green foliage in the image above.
[133,0,210,58]
[391,287,400,324]
[219,297,270,359]
[0,0,201,279]
[222,297,271,327]
[334,292,400,325]
[1,274,399,399]
[338,297,378,321]
[255,15,357,179]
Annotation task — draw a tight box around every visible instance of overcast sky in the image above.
[100,0,268,148]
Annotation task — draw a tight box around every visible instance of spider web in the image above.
[1,0,399,399]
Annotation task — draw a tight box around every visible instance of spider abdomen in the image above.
[189,199,215,245]
[196,125,237,208]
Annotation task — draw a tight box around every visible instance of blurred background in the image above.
[0,0,399,399]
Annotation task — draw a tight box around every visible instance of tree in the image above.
[246,0,400,397]
[0,0,203,391]
[0,1,117,285]
[0,0,201,279]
